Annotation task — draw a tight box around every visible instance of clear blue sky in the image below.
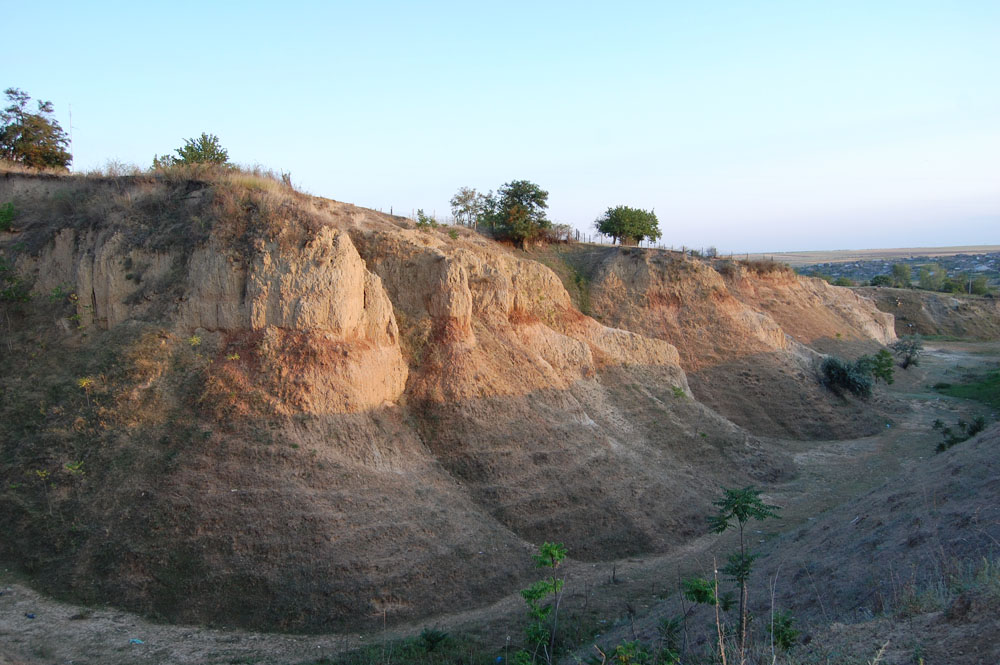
[7,1,999,252]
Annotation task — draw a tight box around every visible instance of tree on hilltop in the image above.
[595,205,661,245]
[153,132,229,168]
[481,179,551,246]
[450,186,486,228]
[0,88,72,169]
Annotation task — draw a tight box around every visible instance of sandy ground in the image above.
[2,341,997,665]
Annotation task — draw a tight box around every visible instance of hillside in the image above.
[857,286,1000,340]
[525,245,895,439]
[0,169,904,636]
[610,417,1000,665]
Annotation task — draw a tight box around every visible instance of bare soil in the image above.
[3,341,997,665]
[857,286,1000,341]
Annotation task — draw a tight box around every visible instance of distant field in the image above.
[746,245,1000,267]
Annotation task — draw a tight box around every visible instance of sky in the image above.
[6,0,1000,253]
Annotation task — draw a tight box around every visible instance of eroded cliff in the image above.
[0,171,893,631]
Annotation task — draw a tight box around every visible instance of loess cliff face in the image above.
[578,249,896,439]
[0,171,891,631]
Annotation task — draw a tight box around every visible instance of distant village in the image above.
[797,252,1000,290]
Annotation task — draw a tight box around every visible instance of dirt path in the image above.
[3,341,998,665]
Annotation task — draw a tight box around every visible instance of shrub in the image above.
[892,335,923,369]
[870,274,893,286]
[822,356,874,398]
[415,209,438,229]
[417,627,449,652]
[682,576,715,605]
[0,255,31,307]
[541,223,573,244]
[855,349,895,385]
[769,610,800,650]
[0,201,14,232]
[933,415,987,452]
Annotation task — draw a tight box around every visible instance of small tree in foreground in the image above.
[594,205,661,245]
[709,487,780,661]
[515,541,567,664]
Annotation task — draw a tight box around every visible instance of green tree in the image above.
[871,349,895,384]
[516,542,567,664]
[870,274,892,286]
[153,132,229,168]
[415,209,438,229]
[852,350,894,387]
[0,256,30,306]
[918,264,945,291]
[891,335,923,369]
[970,275,990,295]
[769,610,800,650]
[482,180,550,246]
[0,202,15,232]
[822,356,874,398]
[594,205,661,245]
[891,263,911,288]
[709,487,780,660]
[449,186,485,228]
[0,88,72,169]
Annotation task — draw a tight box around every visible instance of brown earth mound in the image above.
[857,286,1000,340]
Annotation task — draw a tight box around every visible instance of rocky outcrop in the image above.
[19,216,408,414]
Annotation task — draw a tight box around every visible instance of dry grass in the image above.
[0,158,69,176]
[738,258,794,276]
